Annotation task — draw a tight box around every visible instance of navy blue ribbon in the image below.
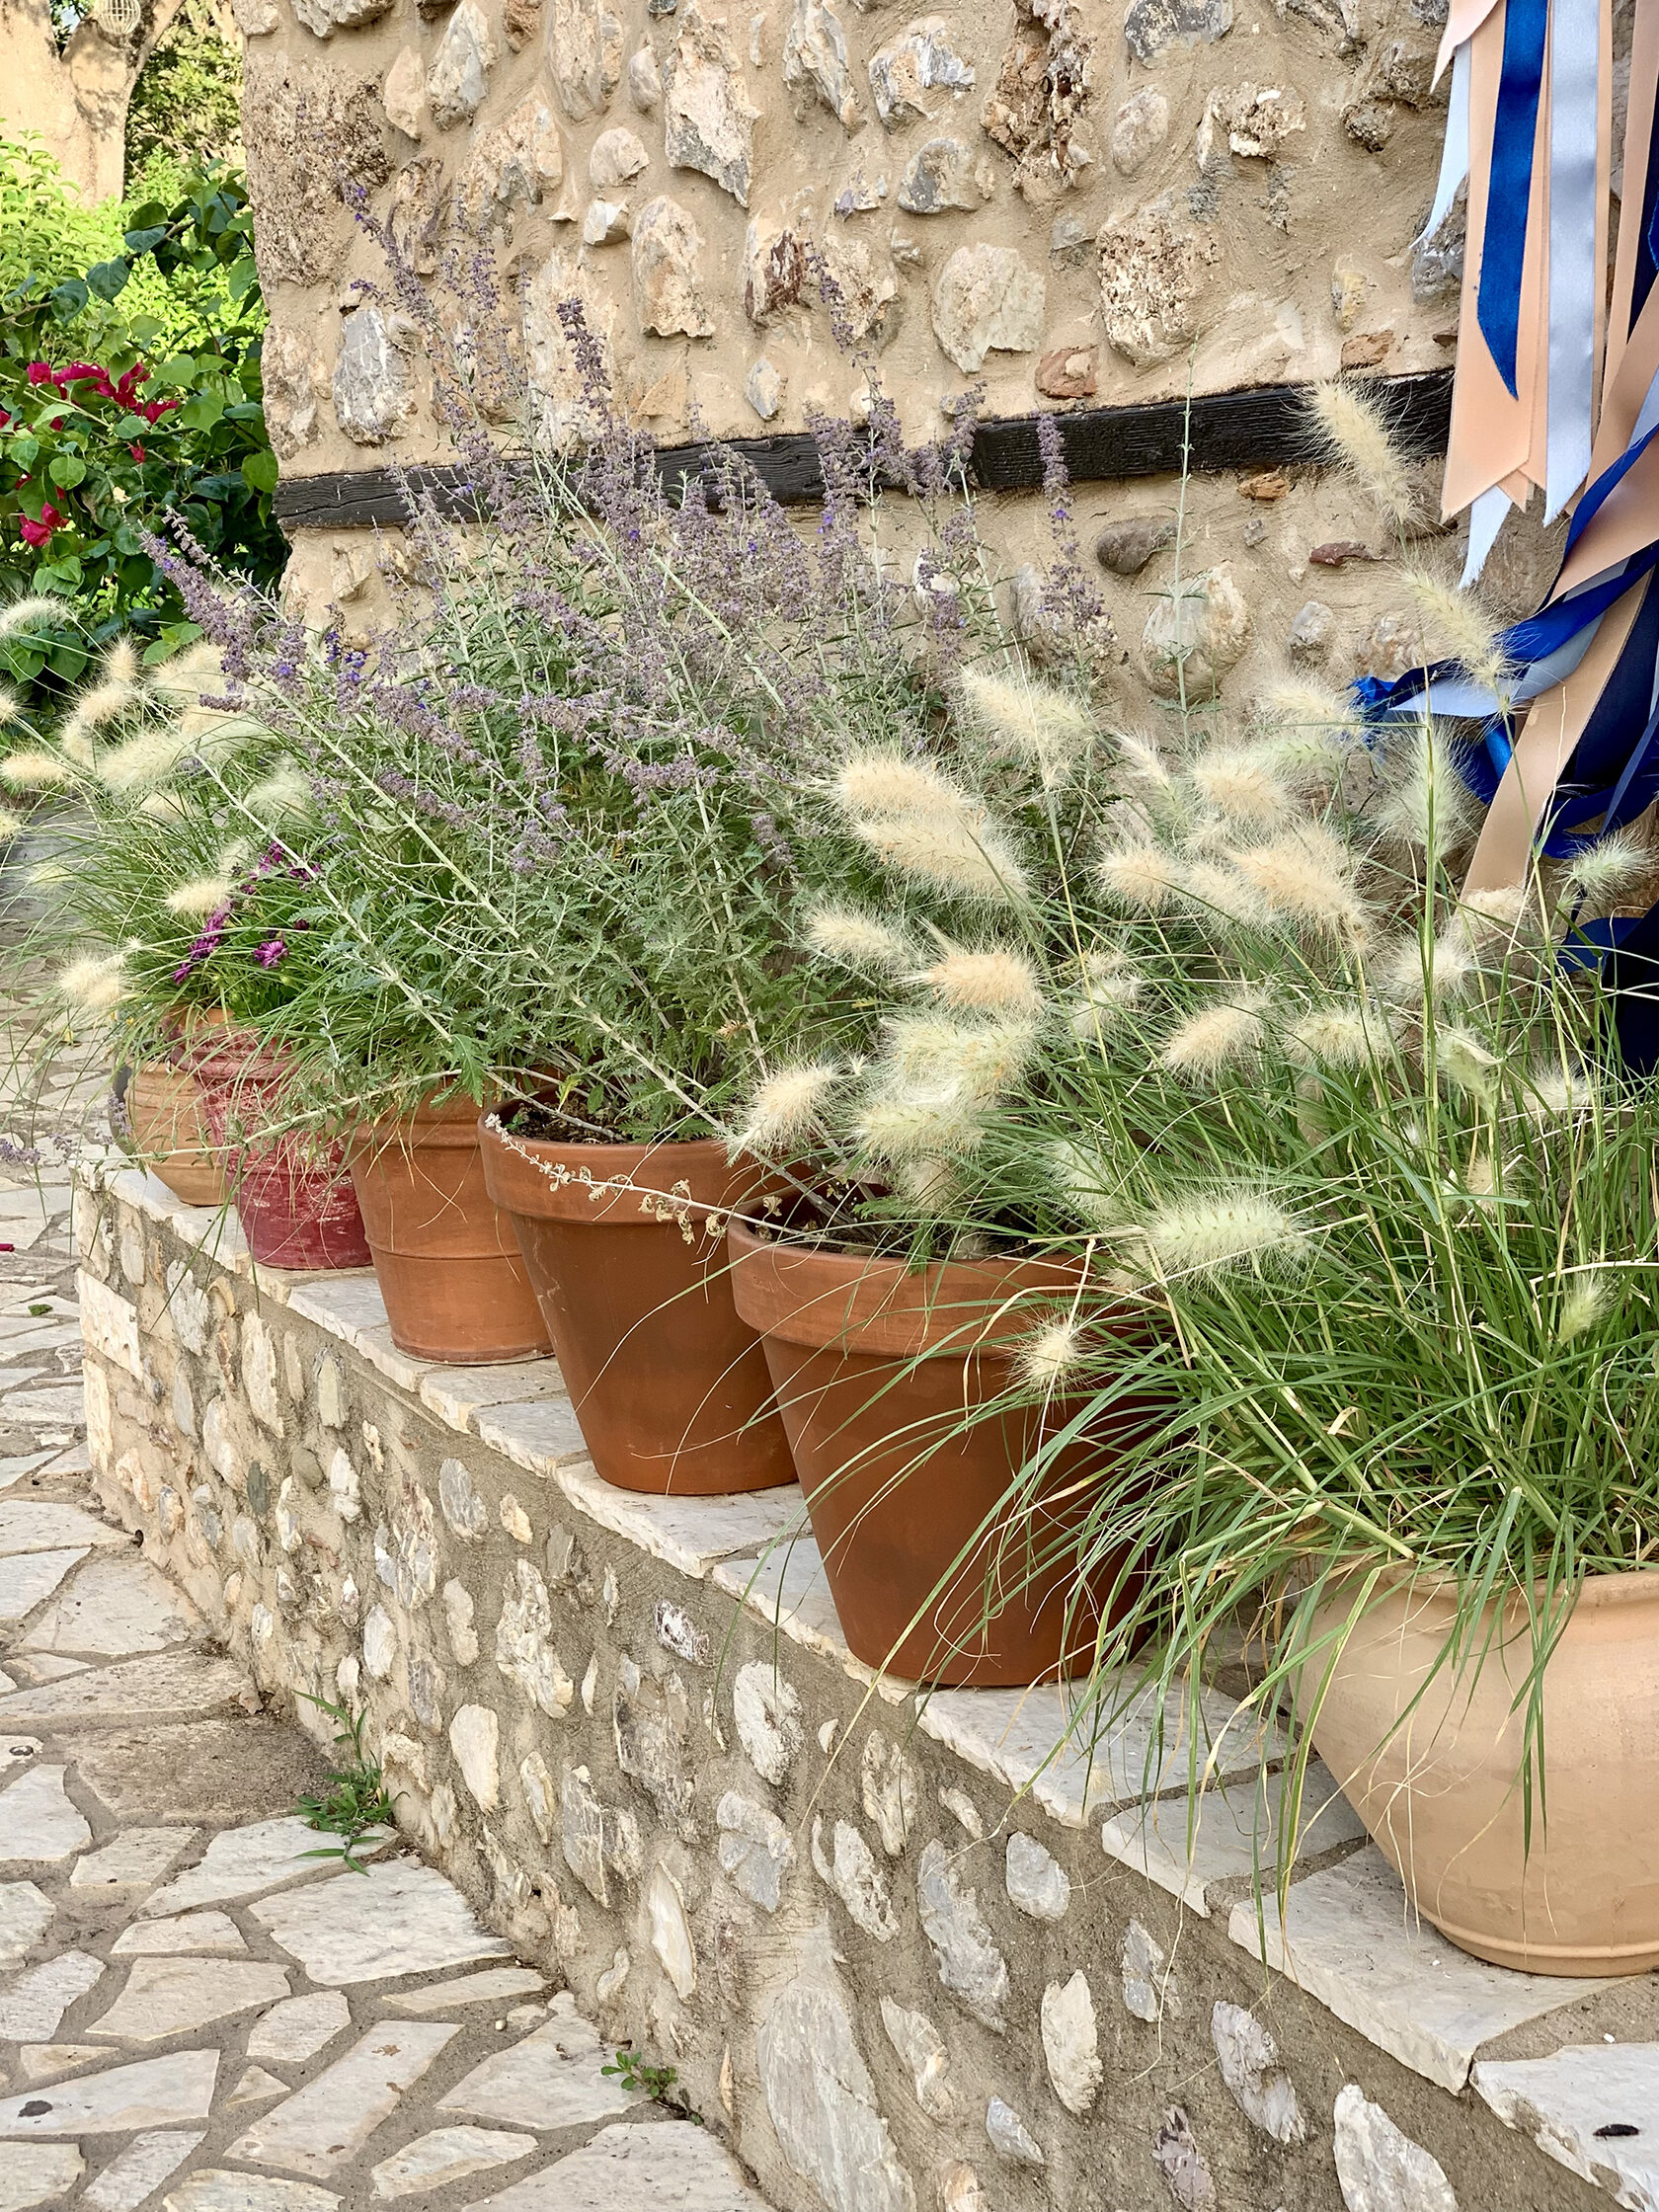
[1478,0,1551,399]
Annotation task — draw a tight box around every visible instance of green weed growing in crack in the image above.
[292,1694,397,1873]
[602,2046,704,2123]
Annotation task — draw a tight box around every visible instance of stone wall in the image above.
[75,1158,1639,2212]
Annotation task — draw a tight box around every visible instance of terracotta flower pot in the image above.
[128,1060,227,1209]
[347,1098,551,1365]
[478,1120,796,1495]
[192,1031,370,1273]
[1307,1568,1659,1974]
[728,1220,1152,1687]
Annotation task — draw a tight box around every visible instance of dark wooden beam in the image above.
[274,369,1454,532]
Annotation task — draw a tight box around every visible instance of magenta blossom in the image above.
[254,937,286,968]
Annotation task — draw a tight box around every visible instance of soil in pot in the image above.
[128,1060,227,1209]
[192,1033,370,1272]
[347,1099,550,1365]
[1307,1568,1659,1974]
[728,1218,1154,1687]
[479,1119,796,1495]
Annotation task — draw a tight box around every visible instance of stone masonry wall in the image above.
[72,1158,1626,2212]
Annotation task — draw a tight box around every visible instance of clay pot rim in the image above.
[1313,1559,1659,1613]
[346,1089,499,1152]
[478,1116,780,1225]
[728,1215,1106,1362]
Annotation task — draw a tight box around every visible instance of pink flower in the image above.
[25,362,51,387]
[254,938,287,969]
[19,503,66,550]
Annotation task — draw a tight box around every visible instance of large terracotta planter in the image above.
[478,1120,796,1495]
[728,1221,1151,1687]
[1307,1568,1659,1974]
[192,1032,370,1273]
[347,1098,550,1365]
[128,1060,227,1209]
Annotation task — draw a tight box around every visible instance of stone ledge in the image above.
[76,1161,1650,2212]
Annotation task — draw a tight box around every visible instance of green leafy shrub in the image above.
[0,148,283,706]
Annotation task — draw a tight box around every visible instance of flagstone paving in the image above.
[0,1036,776,2212]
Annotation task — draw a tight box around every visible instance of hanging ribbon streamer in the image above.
[1358,0,1659,1056]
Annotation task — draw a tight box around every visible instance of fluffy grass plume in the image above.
[854,1088,986,1161]
[0,688,21,726]
[55,951,126,1015]
[243,765,315,825]
[1435,1024,1501,1101]
[1138,1186,1312,1280]
[0,803,21,842]
[67,637,143,736]
[1178,859,1268,932]
[1374,720,1479,853]
[1160,992,1268,1084]
[1191,746,1292,825]
[1256,678,1365,743]
[1379,927,1476,1004]
[916,945,1042,1013]
[1017,1314,1086,1390]
[1098,841,1182,913]
[884,1012,1038,1101]
[1523,1057,1595,1122]
[0,750,70,790]
[0,595,68,638]
[836,751,963,820]
[805,906,911,971]
[1401,570,1512,696]
[854,811,1030,905]
[97,724,199,795]
[958,665,1095,783]
[739,1062,840,1147]
[148,641,224,701]
[1111,729,1174,792]
[1308,381,1415,527]
[1289,1003,1386,1067]
[1553,1272,1610,1344]
[1564,832,1651,908]
[164,876,234,917]
[1231,824,1370,938]
[1048,1136,1124,1230]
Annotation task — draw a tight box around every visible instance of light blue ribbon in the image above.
[1545,0,1602,519]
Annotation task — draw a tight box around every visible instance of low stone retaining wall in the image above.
[75,1159,1650,2212]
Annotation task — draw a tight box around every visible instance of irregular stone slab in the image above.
[112,1912,248,1956]
[438,1992,637,2129]
[0,1550,88,1625]
[930,245,1043,373]
[0,2049,218,2134]
[0,1655,248,1728]
[371,2127,536,2199]
[461,2120,770,2211]
[227,2068,287,2107]
[1211,2002,1304,2144]
[16,2045,107,2085]
[757,1979,912,2212]
[986,2096,1043,2166]
[880,1997,955,2119]
[0,2142,81,2211]
[84,2131,204,2212]
[252,1857,510,1986]
[1101,1760,1366,1915]
[0,1766,91,1861]
[811,1819,896,1942]
[1124,0,1233,63]
[1473,2042,1659,2211]
[381,1967,546,2014]
[716,1792,795,1912]
[0,1950,104,2039]
[163,2174,339,2212]
[227,2020,459,2177]
[1004,1833,1069,1922]
[1227,1848,1606,2093]
[732,1661,804,1783]
[1041,1974,1101,2117]
[88,1956,290,2044]
[664,5,758,205]
[22,1554,200,1656]
[247,1990,353,2065]
[71,1721,326,1825]
[1331,2084,1457,2212]
[72,1830,198,1897]
[0,1387,93,1430]
[0,1879,54,1965]
[867,17,974,124]
[142,1818,341,1918]
[0,1739,40,1782]
[917,1840,1008,2031]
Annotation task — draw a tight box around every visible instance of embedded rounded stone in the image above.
[495,1560,573,1717]
[757,1977,912,2212]
[811,1817,897,1941]
[1036,344,1097,398]
[1332,2084,1457,2212]
[332,308,419,447]
[1122,1918,1174,2021]
[742,221,806,325]
[632,197,714,338]
[868,17,973,125]
[590,123,649,187]
[746,356,783,420]
[1197,82,1306,168]
[783,0,862,129]
[1004,1831,1069,1920]
[1354,611,1417,683]
[1098,193,1215,367]
[880,1996,955,2117]
[361,1605,396,1680]
[1142,564,1250,695]
[665,3,758,205]
[898,136,992,215]
[1212,2002,1306,2144]
[916,1840,1007,2030]
[986,2096,1044,2166]
[1097,513,1174,575]
[1125,0,1234,64]
[448,1703,500,1810]
[716,1792,795,1912]
[733,1660,804,1783]
[382,45,426,137]
[646,1862,696,1997]
[1112,86,1169,174]
[442,1579,479,1666]
[628,44,662,109]
[427,0,496,128]
[859,1733,916,1856]
[1153,2107,1218,2210]
[458,91,564,228]
[1288,597,1336,659]
[291,0,392,37]
[931,244,1044,374]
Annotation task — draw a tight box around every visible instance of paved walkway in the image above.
[0,992,774,2208]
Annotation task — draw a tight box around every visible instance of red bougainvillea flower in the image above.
[128,442,145,463]
[140,397,177,424]
[25,362,51,387]
[19,503,67,550]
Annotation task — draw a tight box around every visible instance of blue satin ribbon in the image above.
[1478,0,1551,399]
